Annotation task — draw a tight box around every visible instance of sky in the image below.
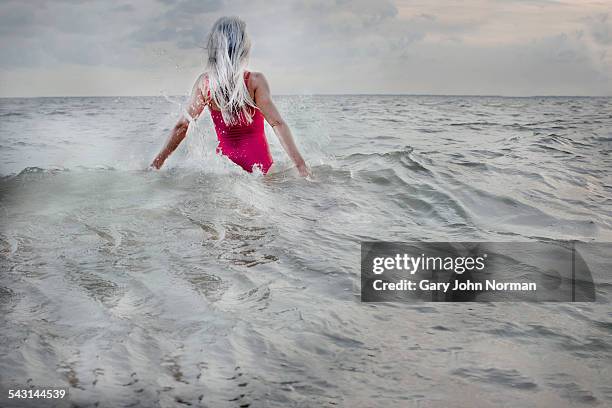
[0,0,611,97]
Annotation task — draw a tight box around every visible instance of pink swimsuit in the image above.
[208,72,273,174]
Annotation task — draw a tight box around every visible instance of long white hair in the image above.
[206,16,256,126]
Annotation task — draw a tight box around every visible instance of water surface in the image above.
[1,95,611,407]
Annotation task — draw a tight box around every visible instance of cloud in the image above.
[0,3,37,36]
[0,0,169,68]
[128,0,222,49]
[588,13,612,45]
[0,0,611,96]
[112,4,135,13]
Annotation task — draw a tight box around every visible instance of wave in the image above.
[342,146,432,174]
[0,112,28,118]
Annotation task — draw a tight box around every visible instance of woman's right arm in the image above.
[151,75,208,169]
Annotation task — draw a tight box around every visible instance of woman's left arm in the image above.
[151,75,208,169]
[252,72,311,177]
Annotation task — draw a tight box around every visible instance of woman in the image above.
[151,16,310,177]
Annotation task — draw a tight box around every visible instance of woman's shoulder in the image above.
[247,71,264,80]
[246,71,270,90]
[195,73,210,99]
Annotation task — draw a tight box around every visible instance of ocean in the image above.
[1,95,611,407]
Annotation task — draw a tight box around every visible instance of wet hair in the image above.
[205,16,255,126]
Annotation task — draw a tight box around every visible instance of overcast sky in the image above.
[1,0,611,97]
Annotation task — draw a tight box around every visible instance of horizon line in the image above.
[1,93,611,99]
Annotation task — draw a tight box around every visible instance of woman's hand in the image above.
[296,162,312,178]
[151,154,166,170]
